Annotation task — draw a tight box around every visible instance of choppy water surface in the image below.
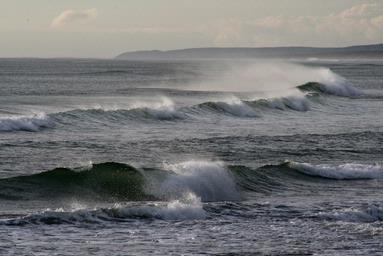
[0,58,382,255]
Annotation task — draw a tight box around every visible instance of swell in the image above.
[0,162,149,201]
[1,160,382,225]
[1,159,381,202]
[0,160,240,203]
[1,80,364,132]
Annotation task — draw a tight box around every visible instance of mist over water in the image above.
[0,58,382,255]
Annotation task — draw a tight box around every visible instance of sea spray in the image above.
[158,160,241,202]
[188,61,350,94]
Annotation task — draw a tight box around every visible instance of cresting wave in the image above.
[2,159,382,225]
[5,193,206,225]
[1,160,380,203]
[0,160,240,203]
[49,82,354,123]
[56,97,184,121]
[0,80,363,132]
[284,161,383,180]
[0,113,53,132]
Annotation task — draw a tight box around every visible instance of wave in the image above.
[0,113,53,132]
[3,80,361,132]
[2,159,380,203]
[5,193,206,225]
[246,95,311,112]
[0,160,240,203]
[55,98,184,122]
[285,161,383,180]
[0,162,150,201]
[195,98,258,117]
[297,82,362,97]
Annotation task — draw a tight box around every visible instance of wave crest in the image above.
[285,161,383,180]
[158,160,241,202]
[0,113,53,132]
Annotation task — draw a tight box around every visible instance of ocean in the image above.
[0,58,382,255]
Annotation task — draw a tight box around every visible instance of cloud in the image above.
[51,8,98,28]
[212,2,383,46]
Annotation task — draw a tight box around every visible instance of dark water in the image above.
[0,58,382,255]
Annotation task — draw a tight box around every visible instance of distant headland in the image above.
[116,43,383,60]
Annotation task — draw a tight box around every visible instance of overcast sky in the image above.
[1,0,382,58]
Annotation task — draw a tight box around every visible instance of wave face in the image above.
[195,98,258,117]
[0,162,149,201]
[285,161,383,180]
[247,95,311,112]
[0,160,241,203]
[297,82,362,97]
[2,160,381,203]
[0,113,53,132]
[55,97,184,122]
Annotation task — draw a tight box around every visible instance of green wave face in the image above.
[1,160,379,203]
[297,82,326,93]
[0,162,149,201]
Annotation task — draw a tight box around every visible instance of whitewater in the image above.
[0,59,382,255]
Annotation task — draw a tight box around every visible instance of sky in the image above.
[0,0,382,58]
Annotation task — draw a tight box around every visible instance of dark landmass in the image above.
[116,43,383,60]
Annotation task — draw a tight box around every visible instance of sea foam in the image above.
[0,113,53,132]
[287,161,383,180]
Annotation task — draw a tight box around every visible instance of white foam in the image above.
[11,193,206,224]
[160,160,241,202]
[116,192,206,220]
[322,204,383,223]
[0,113,53,132]
[287,161,383,180]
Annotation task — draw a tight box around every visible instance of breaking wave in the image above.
[2,159,381,203]
[157,160,241,202]
[55,97,184,121]
[2,159,383,225]
[2,79,365,133]
[0,113,53,132]
[5,193,206,225]
[0,160,240,203]
[285,161,383,180]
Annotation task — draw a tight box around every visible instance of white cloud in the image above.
[212,2,383,46]
[51,8,98,28]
